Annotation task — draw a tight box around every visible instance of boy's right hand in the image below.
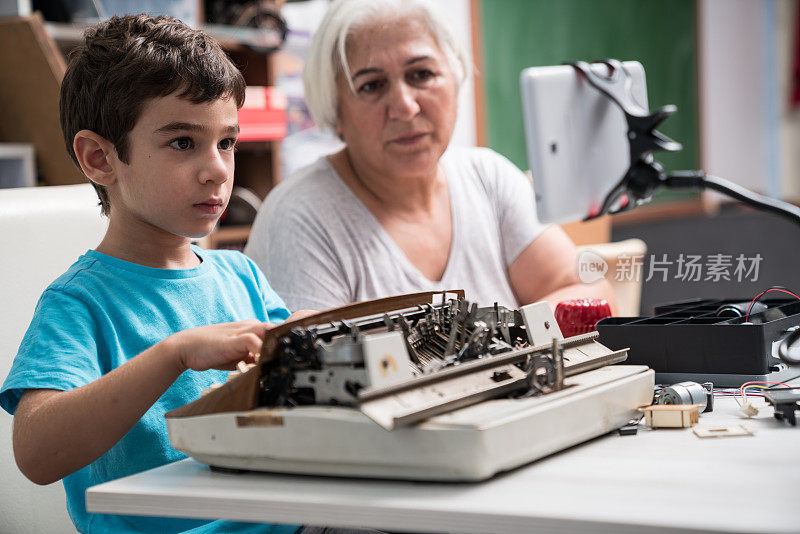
[167,320,270,373]
[13,319,272,485]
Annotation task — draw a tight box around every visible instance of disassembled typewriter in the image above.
[167,291,654,481]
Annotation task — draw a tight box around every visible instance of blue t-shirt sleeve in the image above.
[0,289,103,415]
[243,255,291,322]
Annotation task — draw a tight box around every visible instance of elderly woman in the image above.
[245,0,615,313]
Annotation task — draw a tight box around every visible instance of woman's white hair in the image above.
[303,0,472,133]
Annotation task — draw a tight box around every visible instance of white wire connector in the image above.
[739,403,759,418]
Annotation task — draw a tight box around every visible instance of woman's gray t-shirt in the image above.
[245,146,548,311]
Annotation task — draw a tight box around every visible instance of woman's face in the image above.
[335,17,458,180]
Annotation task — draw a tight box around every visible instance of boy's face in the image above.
[109,93,239,240]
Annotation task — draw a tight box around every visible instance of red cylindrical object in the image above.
[555,298,612,337]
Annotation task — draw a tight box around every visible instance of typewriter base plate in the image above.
[168,365,654,481]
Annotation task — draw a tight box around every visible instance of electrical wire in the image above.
[741,385,769,404]
[714,389,765,407]
[738,381,790,406]
[741,285,800,365]
[713,389,743,406]
[744,286,800,322]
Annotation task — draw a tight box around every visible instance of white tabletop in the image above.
[87,394,800,534]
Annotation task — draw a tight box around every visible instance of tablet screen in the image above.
[520,61,648,224]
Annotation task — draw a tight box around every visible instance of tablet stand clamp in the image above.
[570,59,800,228]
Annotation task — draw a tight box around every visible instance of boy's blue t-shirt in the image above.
[0,246,298,534]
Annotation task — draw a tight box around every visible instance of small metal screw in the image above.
[544,321,550,329]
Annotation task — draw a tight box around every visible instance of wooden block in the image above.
[638,404,700,428]
[0,14,85,186]
[693,424,755,438]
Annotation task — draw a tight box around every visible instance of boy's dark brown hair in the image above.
[60,14,246,215]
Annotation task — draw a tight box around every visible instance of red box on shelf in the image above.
[237,86,287,142]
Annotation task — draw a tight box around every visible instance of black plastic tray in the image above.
[596,298,800,376]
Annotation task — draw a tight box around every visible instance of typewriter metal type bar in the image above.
[256,292,627,429]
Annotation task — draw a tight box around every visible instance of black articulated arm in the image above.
[665,171,800,227]
[571,59,800,228]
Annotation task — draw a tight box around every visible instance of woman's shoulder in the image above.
[442,146,522,178]
[442,145,527,195]
[249,155,365,249]
[276,156,343,192]
[442,145,513,164]
[262,156,350,214]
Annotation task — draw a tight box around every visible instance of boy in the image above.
[0,14,302,534]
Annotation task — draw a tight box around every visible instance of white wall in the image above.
[698,0,800,201]
[778,0,800,199]
[698,0,777,197]
[0,0,30,17]
[433,0,477,147]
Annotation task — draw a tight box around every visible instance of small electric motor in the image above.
[657,381,714,413]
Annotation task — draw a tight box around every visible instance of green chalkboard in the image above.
[479,0,697,195]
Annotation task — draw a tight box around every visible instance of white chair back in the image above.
[0,184,107,533]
